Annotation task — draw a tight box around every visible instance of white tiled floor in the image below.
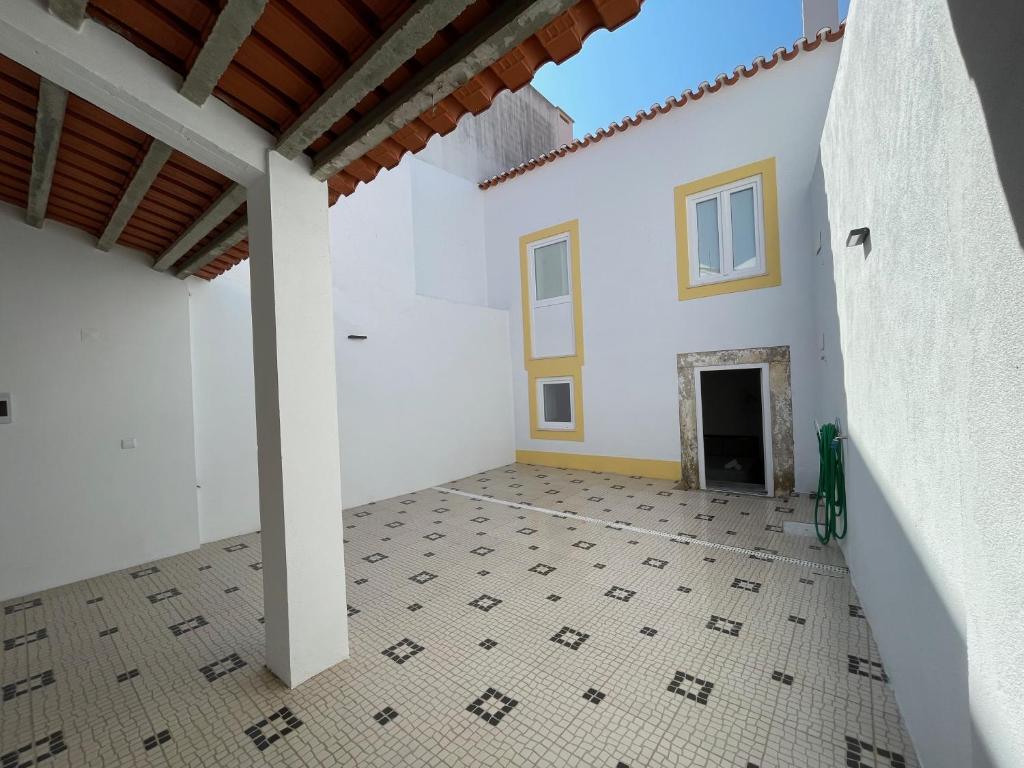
[1,463,916,767]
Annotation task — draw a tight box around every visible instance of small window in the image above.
[686,174,765,285]
[537,377,575,430]
[532,238,570,302]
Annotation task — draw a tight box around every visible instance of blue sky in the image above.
[532,0,850,138]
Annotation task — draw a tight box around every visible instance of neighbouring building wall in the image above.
[416,85,573,184]
[0,204,199,601]
[189,159,516,539]
[815,1,1024,766]
[483,39,842,490]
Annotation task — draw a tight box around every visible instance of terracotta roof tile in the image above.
[478,24,845,190]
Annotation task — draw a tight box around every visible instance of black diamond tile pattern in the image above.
[245,707,304,751]
[4,628,47,650]
[466,687,519,726]
[731,577,762,593]
[147,588,181,604]
[667,671,714,704]
[382,638,425,665]
[199,653,247,683]
[4,597,42,614]
[2,670,54,702]
[550,626,590,650]
[1,732,66,766]
[605,586,636,602]
[469,594,502,612]
[169,616,208,637]
[706,614,743,637]
[845,736,907,768]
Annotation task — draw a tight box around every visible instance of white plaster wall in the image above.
[483,41,842,490]
[816,1,1024,765]
[332,161,515,505]
[0,204,199,601]
[188,159,515,537]
[188,266,259,543]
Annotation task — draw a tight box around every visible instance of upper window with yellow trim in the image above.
[519,220,585,441]
[675,158,780,300]
[526,232,576,359]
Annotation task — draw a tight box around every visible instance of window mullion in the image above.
[720,191,734,275]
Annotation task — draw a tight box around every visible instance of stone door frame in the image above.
[677,346,795,495]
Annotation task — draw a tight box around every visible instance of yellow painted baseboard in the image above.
[516,450,681,481]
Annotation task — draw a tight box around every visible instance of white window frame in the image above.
[693,363,774,497]
[686,174,766,286]
[536,376,576,431]
[526,232,575,359]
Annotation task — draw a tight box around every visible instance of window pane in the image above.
[534,240,569,300]
[695,198,721,275]
[730,187,757,270]
[542,382,572,423]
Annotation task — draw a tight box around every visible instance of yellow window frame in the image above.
[674,157,781,300]
[519,219,585,442]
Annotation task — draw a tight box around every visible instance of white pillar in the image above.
[802,0,839,38]
[247,150,348,688]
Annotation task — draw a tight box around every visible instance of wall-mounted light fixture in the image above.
[846,227,870,247]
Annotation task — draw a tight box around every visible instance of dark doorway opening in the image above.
[698,367,767,494]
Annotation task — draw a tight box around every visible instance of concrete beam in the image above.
[153,182,247,271]
[97,140,174,250]
[311,0,577,181]
[275,0,473,159]
[0,0,272,185]
[180,0,268,106]
[175,216,248,279]
[48,0,87,29]
[26,79,67,228]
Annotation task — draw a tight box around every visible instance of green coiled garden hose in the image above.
[814,421,847,544]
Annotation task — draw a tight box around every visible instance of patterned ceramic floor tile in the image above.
[0,463,917,767]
